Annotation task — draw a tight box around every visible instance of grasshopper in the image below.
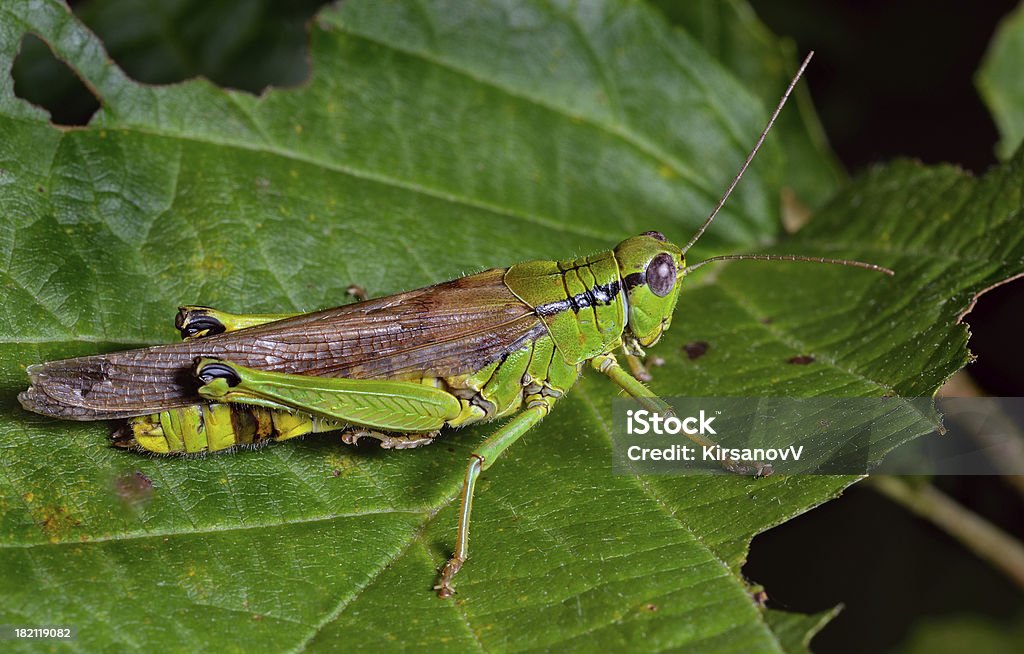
[18,53,892,597]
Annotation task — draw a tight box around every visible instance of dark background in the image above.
[743,3,1024,653]
[11,1,1024,652]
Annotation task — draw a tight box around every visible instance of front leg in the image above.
[620,338,664,382]
[591,353,772,477]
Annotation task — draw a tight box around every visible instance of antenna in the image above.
[680,254,894,277]
[677,51,894,279]
[681,51,815,257]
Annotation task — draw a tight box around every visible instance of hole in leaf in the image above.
[11,1,330,123]
[78,0,329,93]
[964,277,1024,395]
[11,34,100,126]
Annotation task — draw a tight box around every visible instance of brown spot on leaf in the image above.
[683,341,709,360]
[35,505,81,542]
[643,603,659,612]
[787,355,815,365]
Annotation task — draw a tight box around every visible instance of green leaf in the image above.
[898,612,1024,654]
[978,1,1024,160]
[648,0,845,209]
[762,607,841,654]
[1,1,1022,652]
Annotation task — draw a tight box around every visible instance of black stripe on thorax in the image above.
[623,272,645,291]
[535,278,624,317]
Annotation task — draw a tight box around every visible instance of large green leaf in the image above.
[649,0,845,208]
[978,1,1024,160]
[1,1,1022,652]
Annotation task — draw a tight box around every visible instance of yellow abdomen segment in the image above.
[123,404,345,454]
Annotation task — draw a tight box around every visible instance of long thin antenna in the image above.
[680,254,894,277]
[681,51,815,256]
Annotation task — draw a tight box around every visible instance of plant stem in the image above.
[938,371,1024,499]
[867,476,1024,591]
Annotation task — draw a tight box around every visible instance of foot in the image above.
[434,555,465,599]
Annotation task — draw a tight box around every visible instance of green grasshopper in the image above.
[18,53,892,597]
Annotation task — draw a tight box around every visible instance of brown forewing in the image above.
[20,269,547,420]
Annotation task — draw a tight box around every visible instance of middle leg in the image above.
[434,397,553,598]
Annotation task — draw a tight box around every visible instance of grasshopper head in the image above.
[614,232,685,349]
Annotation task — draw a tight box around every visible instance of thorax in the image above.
[503,250,626,364]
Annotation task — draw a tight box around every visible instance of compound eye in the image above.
[642,231,666,242]
[646,253,676,297]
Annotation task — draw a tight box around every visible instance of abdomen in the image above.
[116,404,346,454]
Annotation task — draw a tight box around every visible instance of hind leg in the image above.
[174,306,299,340]
[176,289,369,340]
